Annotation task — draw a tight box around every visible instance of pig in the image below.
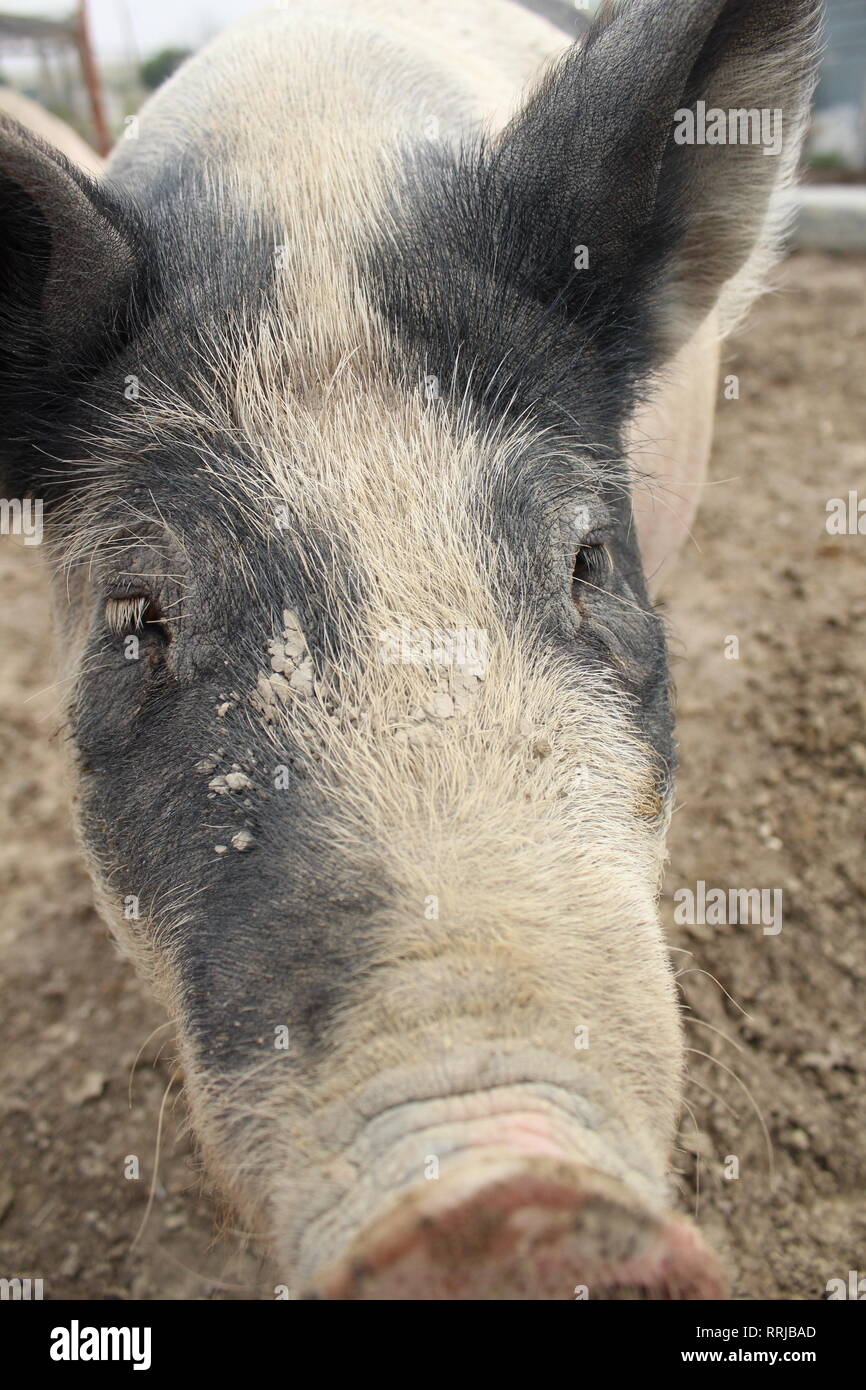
[0,0,820,1299]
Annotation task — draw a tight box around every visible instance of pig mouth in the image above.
[300,1150,726,1301]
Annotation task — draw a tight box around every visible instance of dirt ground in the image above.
[0,251,863,1301]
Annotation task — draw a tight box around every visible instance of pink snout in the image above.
[303,1115,725,1300]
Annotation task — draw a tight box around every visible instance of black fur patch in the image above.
[366,128,677,776]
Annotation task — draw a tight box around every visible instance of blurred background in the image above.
[0,1,863,177]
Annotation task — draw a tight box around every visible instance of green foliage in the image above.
[139,47,191,92]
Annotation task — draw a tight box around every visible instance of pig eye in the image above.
[572,538,609,593]
[105,593,170,642]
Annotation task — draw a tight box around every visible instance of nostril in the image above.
[306,1153,726,1301]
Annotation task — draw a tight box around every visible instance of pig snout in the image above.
[276,1083,725,1301]
[310,1156,723,1302]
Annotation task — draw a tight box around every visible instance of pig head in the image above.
[0,0,820,1298]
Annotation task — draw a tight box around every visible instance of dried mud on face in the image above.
[0,252,863,1301]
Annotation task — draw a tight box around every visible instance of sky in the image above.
[1,0,265,63]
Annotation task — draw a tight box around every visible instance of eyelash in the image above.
[572,540,609,588]
[105,595,169,640]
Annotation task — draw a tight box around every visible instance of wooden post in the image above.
[75,0,110,156]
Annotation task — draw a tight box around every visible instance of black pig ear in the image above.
[494,0,822,361]
[0,115,140,460]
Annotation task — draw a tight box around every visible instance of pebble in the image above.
[269,673,291,703]
[423,692,454,720]
[289,658,314,695]
[65,1071,107,1106]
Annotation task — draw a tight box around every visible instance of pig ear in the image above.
[0,115,139,450]
[495,0,822,361]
